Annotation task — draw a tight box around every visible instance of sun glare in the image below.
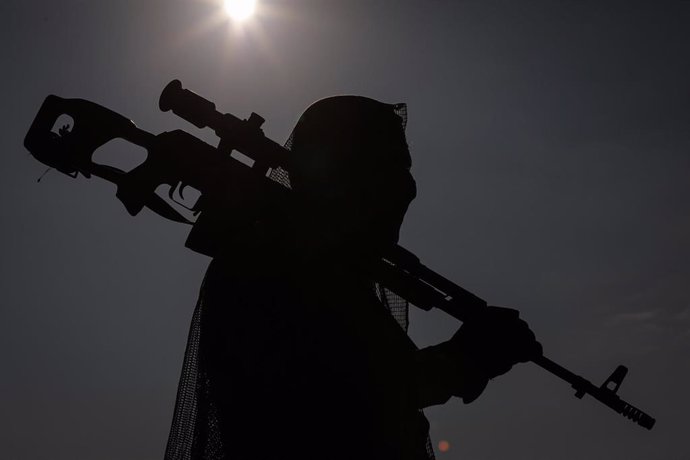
[224,0,256,21]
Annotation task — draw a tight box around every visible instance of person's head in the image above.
[287,95,416,253]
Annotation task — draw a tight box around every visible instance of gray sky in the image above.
[1,1,688,458]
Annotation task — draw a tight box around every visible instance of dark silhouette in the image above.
[163,94,542,460]
[23,81,656,460]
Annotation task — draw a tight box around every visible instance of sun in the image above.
[223,0,256,21]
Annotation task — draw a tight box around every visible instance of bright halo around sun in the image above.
[224,0,256,21]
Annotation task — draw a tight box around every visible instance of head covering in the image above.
[284,95,410,193]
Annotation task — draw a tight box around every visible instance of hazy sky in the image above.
[1,1,689,459]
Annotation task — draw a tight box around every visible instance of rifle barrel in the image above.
[379,245,656,430]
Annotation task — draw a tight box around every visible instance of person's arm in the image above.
[413,306,542,408]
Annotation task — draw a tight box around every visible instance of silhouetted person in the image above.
[165,96,541,460]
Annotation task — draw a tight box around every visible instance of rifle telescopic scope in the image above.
[158,79,287,172]
[159,79,219,130]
